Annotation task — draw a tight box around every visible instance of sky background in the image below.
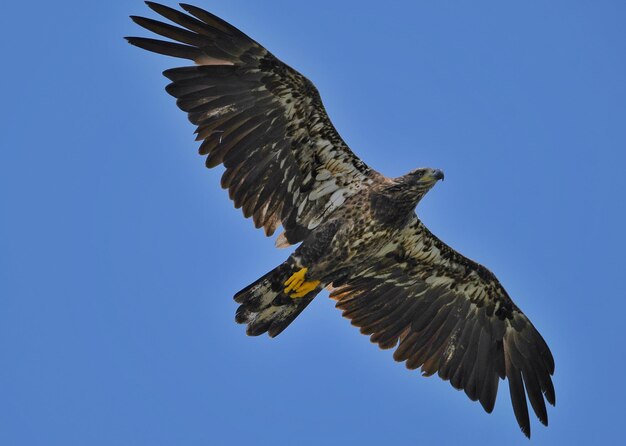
[2,1,625,444]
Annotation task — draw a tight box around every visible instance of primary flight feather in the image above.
[126,2,555,437]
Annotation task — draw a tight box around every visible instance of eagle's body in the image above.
[127,2,555,438]
[236,169,446,337]
[298,175,418,275]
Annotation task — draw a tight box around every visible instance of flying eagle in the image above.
[127,2,555,437]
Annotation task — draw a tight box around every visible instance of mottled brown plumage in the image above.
[127,2,555,438]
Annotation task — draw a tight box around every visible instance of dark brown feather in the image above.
[331,215,554,437]
[127,2,374,240]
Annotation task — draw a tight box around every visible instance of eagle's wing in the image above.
[329,215,555,438]
[126,2,376,241]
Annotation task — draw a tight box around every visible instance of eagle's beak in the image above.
[421,169,445,184]
[432,169,445,181]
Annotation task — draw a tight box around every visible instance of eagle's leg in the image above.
[284,267,320,298]
[289,278,321,298]
[282,220,341,299]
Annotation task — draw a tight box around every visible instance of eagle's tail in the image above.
[234,262,321,337]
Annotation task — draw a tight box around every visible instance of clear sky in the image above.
[2,1,625,445]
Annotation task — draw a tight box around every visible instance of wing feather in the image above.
[127,3,378,241]
[330,215,555,438]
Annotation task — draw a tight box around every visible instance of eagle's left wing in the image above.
[126,2,377,243]
[329,215,555,438]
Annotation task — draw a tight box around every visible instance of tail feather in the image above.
[234,264,320,337]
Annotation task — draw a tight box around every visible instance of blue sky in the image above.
[2,1,625,444]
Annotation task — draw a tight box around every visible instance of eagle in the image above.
[127,2,555,437]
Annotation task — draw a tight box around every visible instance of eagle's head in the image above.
[372,168,444,225]
[392,167,445,205]
[403,167,445,190]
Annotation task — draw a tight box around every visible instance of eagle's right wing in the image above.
[127,2,378,242]
[330,215,555,438]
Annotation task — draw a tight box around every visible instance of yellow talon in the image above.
[284,267,308,293]
[283,267,320,298]
[290,280,320,298]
